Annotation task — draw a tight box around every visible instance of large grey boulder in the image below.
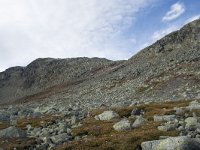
[95,111,119,121]
[0,126,27,138]
[113,118,132,131]
[141,136,200,150]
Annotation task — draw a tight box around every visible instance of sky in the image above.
[0,0,200,72]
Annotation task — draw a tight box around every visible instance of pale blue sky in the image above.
[0,0,200,72]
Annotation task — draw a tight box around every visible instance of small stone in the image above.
[26,124,32,131]
[178,126,185,131]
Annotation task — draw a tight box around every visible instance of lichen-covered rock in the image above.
[157,124,175,131]
[158,121,177,131]
[132,116,146,128]
[141,136,200,150]
[153,115,176,122]
[185,117,198,129]
[50,133,71,144]
[95,111,119,121]
[187,100,200,110]
[113,118,132,131]
[0,126,27,138]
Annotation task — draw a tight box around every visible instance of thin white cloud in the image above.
[185,15,200,24]
[162,2,185,22]
[0,0,158,72]
[152,26,178,41]
[135,26,178,51]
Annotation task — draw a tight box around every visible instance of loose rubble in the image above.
[0,99,200,149]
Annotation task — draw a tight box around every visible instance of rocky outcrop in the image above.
[0,57,117,104]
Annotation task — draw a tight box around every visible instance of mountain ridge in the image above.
[0,19,200,106]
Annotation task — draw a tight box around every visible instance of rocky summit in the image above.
[0,19,200,149]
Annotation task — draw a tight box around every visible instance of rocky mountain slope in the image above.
[0,57,120,104]
[0,19,200,150]
[1,19,200,107]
